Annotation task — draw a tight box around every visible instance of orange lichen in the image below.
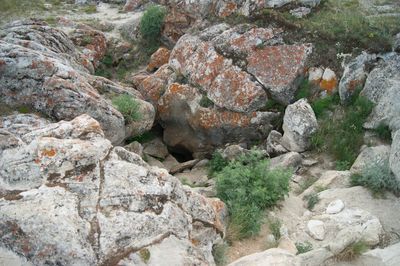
[41,148,57,157]
[320,78,337,93]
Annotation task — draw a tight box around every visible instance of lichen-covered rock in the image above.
[147,47,171,72]
[158,83,278,154]
[350,145,391,174]
[0,114,226,265]
[361,54,400,131]
[281,99,318,152]
[339,53,377,103]
[0,21,155,144]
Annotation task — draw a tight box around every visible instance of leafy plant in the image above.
[295,79,313,100]
[140,5,166,43]
[310,93,340,118]
[335,160,351,171]
[350,160,400,197]
[296,241,313,254]
[139,248,151,263]
[216,150,291,239]
[304,193,319,210]
[112,94,141,122]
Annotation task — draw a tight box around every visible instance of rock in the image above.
[394,32,400,53]
[222,145,249,161]
[308,67,324,84]
[390,130,400,182]
[145,155,166,168]
[301,171,351,196]
[281,99,318,152]
[124,141,144,157]
[69,26,107,68]
[0,114,225,265]
[307,220,325,240]
[326,199,344,214]
[143,137,169,159]
[298,247,333,266]
[266,0,320,8]
[290,7,311,18]
[265,130,288,156]
[361,54,400,131]
[339,52,377,103]
[193,159,210,169]
[118,13,142,42]
[147,47,171,72]
[319,68,337,93]
[266,234,276,246]
[123,0,146,11]
[270,152,302,170]
[158,83,278,154]
[0,20,155,145]
[228,248,301,266]
[278,236,298,255]
[162,154,180,172]
[170,159,200,174]
[353,241,400,266]
[350,145,391,174]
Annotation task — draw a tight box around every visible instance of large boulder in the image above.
[361,54,400,131]
[228,248,301,266]
[390,130,400,182]
[281,99,318,152]
[0,114,226,265]
[158,83,278,155]
[0,20,155,144]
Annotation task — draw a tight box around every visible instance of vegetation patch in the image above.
[208,151,228,177]
[112,94,141,123]
[350,161,400,197]
[373,123,392,142]
[215,150,291,239]
[304,192,319,210]
[140,5,166,45]
[212,243,228,266]
[311,92,373,169]
[296,241,313,254]
[335,240,368,261]
[268,217,282,241]
[199,95,214,108]
[139,248,151,263]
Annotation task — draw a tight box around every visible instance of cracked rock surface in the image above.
[0,114,226,265]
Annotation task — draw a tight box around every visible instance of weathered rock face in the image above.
[361,54,400,131]
[147,47,171,72]
[339,52,377,103]
[281,99,318,152]
[228,248,301,266]
[0,114,225,265]
[0,20,155,144]
[158,83,278,155]
[390,130,400,182]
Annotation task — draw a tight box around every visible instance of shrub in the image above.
[212,243,228,266]
[350,160,400,197]
[304,193,319,210]
[296,241,313,254]
[140,5,166,43]
[112,95,141,122]
[295,79,312,100]
[208,151,228,176]
[310,93,339,118]
[311,94,373,166]
[216,150,291,239]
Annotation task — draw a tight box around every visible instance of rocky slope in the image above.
[1,0,400,265]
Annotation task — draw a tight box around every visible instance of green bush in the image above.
[311,94,373,167]
[208,151,228,176]
[215,150,291,239]
[140,5,166,42]
[295,79,312,100]
[296,241,313,254]
[310,93,340,118]
[112,94,141,122]
[374,123,392,142]
[350,161,400,197]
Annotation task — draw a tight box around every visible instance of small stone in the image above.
[319,68,337,93]
[307,220,325,240]
[326,199,345,214]
[308,67,324,84]
[290,7,311,18]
